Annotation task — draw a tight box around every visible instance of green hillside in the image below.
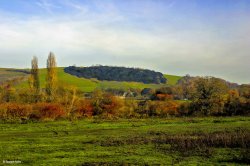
[11,68,182,92]
[164,74,182,85]
[18,68,97,92]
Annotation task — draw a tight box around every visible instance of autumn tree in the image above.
[29,56,40,91]
[25,56,41,102]
[46,52,57,101]
[239,84,250,99]
[190,77,229,115]
[174,75,196,100]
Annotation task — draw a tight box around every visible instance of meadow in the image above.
[0,117,249,165]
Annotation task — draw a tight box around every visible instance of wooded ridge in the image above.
[64,66,167,84]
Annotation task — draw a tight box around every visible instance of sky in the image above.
[0,0,249,84]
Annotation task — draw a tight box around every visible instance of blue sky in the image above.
[0,0,249,83]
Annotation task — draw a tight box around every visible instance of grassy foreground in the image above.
[0,117,249,165]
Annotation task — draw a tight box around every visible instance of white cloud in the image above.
[0,2,249,84]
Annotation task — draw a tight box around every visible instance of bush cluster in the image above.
[0,87,184,122]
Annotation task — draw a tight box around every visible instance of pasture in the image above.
[0,117,249,165]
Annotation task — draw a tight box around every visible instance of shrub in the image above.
[1,85,18,102]
[0,103,32,121]
[32,103,65,121]
[74,99,94,118]
[117,99,138,118]
[91,90,124,117]
[135,100,180,117]
[178,102,191,116]
[149,101,180,117]
[18,88,44,103]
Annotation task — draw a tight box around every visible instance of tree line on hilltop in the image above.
[64,66,167,84]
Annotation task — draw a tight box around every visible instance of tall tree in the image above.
[46,52,57,100]
[190,77,229,115]
[30,56,40,92]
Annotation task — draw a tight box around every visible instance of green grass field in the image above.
[16,68,182,92]
[0,117,249,165]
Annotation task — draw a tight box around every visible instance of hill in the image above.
[1,67,181,92]
[65,66,167,84]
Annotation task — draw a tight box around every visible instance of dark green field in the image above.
[0,117,249,165]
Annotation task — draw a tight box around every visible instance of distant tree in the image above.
[30,56,40,92]
[26,56,41,102]
[46,52,57,101]
[1,83,17,102]
[190,77,229,115]
[175,75,196,100]
[224,89,241,115]
[239,84,250,99]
